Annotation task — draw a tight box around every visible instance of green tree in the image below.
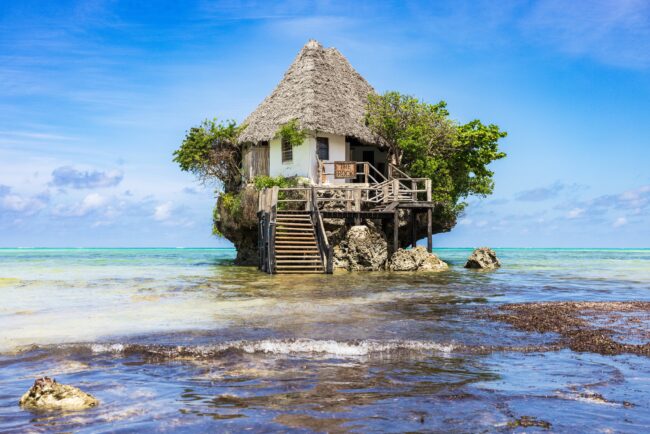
[274,119,307,147]
[366,91,507,217]
[173,118,244,192]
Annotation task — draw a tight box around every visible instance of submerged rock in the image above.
[334,225,387,271]
[389,246,449,272]
[19,377,98,411]
[464,247,500,269]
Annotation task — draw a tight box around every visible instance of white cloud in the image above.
[53,192,108,217]
[567,208,585,219]
[613,217,628,228]
[0,194,47,215]
[153,201,174,221]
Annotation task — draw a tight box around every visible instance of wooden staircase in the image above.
[274,212,324,274]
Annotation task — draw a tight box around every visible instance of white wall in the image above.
[269,133,349,184]
[269,136,315,180]
[314,133,347,185]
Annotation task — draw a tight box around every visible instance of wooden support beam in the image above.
[393,210,399,254]
[410,210,417,248]
[426,208,432,253]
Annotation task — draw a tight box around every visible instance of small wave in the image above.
[74,339,456,358]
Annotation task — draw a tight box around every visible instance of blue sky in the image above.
[1,0,649,247]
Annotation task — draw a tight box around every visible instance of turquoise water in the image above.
[1,248,649,432]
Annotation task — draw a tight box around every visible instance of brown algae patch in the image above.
[489,302,650,356]
[507,416,552,429]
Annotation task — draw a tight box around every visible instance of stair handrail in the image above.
[268,204,277,273]
[311,186,333,273]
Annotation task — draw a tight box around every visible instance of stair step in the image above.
[275,250,320,254]
[274,270,324,274]
[275,265,323,270]
[276,222,314,227]
[276,240,317,245]
[276,228,315,233]
[276,258,322,262]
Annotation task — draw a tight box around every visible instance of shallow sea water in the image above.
[1,248,649,432]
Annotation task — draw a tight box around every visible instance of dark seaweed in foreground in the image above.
[489,302,650,356]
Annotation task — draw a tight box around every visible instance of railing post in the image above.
[392,179,399,202]
[425,179,432,202]
[364,163,369,184]
[271,186,279,207]
[354,189,361,212]
[411,180,417,201]
[382,184,389,204]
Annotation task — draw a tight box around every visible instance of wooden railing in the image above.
[258,180,432,214]
[311,187,333,273]
[258,203,277,273]
[317,160,387,185]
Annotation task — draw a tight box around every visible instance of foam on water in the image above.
[86,339,457,357]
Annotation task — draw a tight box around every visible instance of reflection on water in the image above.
[1,248,649,432]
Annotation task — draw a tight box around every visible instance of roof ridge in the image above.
[238,40,378,144]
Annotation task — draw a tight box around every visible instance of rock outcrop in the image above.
[333,224,387,271]
[389,246,449,272]
[214,185,260,265]
[19,377,98,411]
[464,247,500,269]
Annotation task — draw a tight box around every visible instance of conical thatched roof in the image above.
[238,40,377,145]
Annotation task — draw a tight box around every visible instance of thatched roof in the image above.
[238,40,377,145]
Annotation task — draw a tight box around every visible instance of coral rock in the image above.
[19,377,98,411]
[335,225,387,271]
[464,247,500,269]
[389,246,449,272]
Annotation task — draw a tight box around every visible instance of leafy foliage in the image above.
[173,118,244,192]
[366,91,507,217]
[274,119,307,147]
[252,175,301,191]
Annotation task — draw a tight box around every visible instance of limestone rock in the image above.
[464,247,500,269]
[335,225,387,271]
[389,246,449,272]
[19,377,98,411]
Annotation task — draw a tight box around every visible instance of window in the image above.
[316,137,329,160]
[281,138,292,163]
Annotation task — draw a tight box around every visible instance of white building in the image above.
[238,40,387,186]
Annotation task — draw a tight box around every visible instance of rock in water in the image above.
[335,225,388,271]
[464,247,500,269]
[19,377,98,411]
[389,246,449,272]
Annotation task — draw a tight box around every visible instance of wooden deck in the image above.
[257,163,434,274]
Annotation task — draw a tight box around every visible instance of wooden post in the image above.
[426,208,432,253]
[364,163,369,184]
[410,211,417,248]
[392,179,399,202]
[271,186,279,208]
[382,184,389,203]
[305,187,312,211]
[425,179,432,202]
[354,189,361,212]
[411,180,417,201]
[393,211,399,255]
